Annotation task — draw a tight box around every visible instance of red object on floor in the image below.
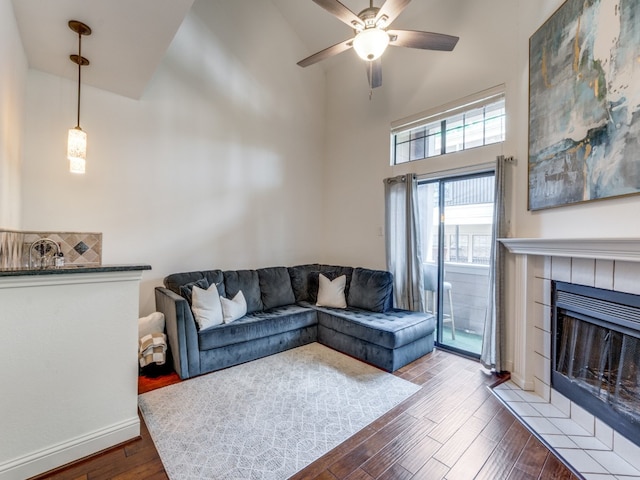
[138,371,181,394]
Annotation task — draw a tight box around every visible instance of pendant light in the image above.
[67,20,91,174]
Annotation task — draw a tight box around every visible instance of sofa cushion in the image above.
[288,264,321,302]
[164,270,225,297]
[223,270,263,313]
[312,304,434,349]
[347,267,394,312]
[179,278,209,305]
[257,266,296,309]
[308,265,354,304]
[197,304,318,351]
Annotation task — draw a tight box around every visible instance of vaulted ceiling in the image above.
[11,0,195,99]
[11,0,445,99]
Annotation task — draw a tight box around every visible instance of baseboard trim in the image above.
[0,416,140,480]
[509,371,535,390]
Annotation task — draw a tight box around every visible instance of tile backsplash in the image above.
[0,230,102,268]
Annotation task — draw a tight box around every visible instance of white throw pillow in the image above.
[316,274,347,309]
[220,290,247,324]
[192,284,224,330]
[138,311,165,338]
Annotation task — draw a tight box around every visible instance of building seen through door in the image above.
[418,173,495,357]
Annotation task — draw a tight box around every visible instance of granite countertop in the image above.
[0,264,151,277]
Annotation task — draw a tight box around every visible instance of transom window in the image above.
[391,91,505,165]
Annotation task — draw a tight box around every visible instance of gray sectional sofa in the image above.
[155,264,435,379]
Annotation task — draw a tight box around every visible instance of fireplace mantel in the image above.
[499,237,640,392]
[499,238,640,263]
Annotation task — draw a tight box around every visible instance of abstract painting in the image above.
[528,0,640,210]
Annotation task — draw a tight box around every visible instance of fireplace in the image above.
[552,281,640,446]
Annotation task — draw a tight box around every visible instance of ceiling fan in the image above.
[297,0,459,89]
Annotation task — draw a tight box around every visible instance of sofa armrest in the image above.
[154,287,200,379]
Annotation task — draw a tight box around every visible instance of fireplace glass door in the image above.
[556,312,640,424]
[553,282,640,444]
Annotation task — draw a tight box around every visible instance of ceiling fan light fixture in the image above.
[295,0,459,90]
[353,28,389,61]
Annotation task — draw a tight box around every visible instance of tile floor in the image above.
[492,381,640,480]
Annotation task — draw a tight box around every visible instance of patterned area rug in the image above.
[139,343,421,480]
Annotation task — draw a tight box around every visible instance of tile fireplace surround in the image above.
[499,238,640,480]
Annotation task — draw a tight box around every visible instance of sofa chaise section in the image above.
[314,306,435,372]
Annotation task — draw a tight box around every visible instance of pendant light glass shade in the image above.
[68,126,87,174]
[353,28,389,61]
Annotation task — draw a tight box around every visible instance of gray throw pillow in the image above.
[179,278,209,305]
[288,264,321,302]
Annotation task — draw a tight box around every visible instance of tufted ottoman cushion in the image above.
[312,305,434,349]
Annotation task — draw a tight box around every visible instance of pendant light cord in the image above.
[76,32,82,128]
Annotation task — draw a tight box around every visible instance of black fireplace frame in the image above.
[552,281,640,446]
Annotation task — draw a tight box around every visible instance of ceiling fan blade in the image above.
[366,59,383,89]
[388,29,459,51]
[297,38,354,67]
[312,0,364,29]
[375,0,411,26]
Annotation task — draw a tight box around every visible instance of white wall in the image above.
[15,0,640,331]
[0,0,26,229]
[322,0,640,263]
[320,0,640,372]
[322,0,520,269]
[20,0,327,314]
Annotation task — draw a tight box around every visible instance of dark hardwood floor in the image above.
[32,348,577,480]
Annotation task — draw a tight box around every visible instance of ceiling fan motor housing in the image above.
[355,7,387,31]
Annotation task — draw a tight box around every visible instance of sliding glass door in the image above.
[418,172,495,358]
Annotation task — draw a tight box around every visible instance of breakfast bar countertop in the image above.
[0,264,151,277]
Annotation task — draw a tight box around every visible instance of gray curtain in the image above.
[481,155,508,372]
[384,174,424,311]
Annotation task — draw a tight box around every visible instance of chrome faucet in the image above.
[29,238,60,269]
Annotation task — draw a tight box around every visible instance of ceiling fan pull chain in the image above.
[368,61,373,100]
